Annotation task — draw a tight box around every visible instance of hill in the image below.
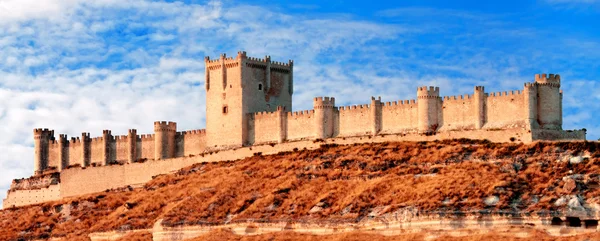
[1,139,600,240]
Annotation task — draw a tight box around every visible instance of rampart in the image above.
[2,51,587,209]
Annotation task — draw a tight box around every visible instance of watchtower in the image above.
[535,73,562,130]
[154,121,176,160]
[33,128,53,175]
[314,97,335,139]
[204,51,294,149]
[417,86,440,133]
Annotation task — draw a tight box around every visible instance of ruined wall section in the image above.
[440,95,476,131]
[338,104,372,137]
[381,100,418,134]
[286,110,314,141]
[485,91,526,129]
[3,184,60,208]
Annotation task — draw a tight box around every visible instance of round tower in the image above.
[314,97,335,139]
[127,129,137,164]
[417,86,440,134]
[33,128,51,175]
[154,121,177,160]
[81,132,91,167]
[523,82,538,130]
[58,134,68,171]
[474,86,486,129]
[535,73,561,130]
[102,130,112,165]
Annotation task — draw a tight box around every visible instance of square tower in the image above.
[205,51,294,149]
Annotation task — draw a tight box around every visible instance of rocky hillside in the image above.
[2,139,600,240]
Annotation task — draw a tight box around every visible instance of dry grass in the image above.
[114,231,152,241]
[1,140,600,240]
[183,228,600,241]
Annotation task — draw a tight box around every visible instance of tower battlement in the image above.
[417,86,440,99]
[154,121,177,132]
[535,73,561,84]
[313,97,335,109]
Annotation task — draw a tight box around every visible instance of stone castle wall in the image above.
[7,51,585,209]
[380,100,418,134]
[29,74,582,176]
[4,128,586,208]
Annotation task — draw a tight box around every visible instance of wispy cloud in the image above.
[0,0,598,207]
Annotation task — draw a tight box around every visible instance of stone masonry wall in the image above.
[380,100,418,134]
[440,95,476,131]
[337,105,373,137]
[6,127,586,207]
[68,139,82,167]
[177,130,206,157]
[3,184,61,208]
[114,135,129,162]
[485,91,526,129]
[138,134,155,160]
[249,112,281,144]
[286,110,314,141]
[48,142,60,169]
[90,138,105,166]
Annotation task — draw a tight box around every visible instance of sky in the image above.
[0,0,599,206]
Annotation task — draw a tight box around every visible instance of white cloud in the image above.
[0,0,598,208]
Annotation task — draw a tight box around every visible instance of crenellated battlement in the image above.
[140,134,154,140]
[442,94,473,102]
[535,73,561,84]
[287,110,314,117]
[338,104,371,111]
[417,86,440,99]
[33,128,53,140]
[382,99,417,108]
[176,129,206,136]
[487,90,523,98]
[91,137,104,143]
[154,121,177,132]
[313,97,335,109]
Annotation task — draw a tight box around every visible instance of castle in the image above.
[4,52,586,208]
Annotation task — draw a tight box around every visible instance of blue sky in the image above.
[0,0,599,206]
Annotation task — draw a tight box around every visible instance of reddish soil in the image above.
[1,140,599,240]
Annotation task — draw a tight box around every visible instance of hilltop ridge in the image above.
[1,139,600,240]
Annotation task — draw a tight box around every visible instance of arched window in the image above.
[223,106,228,114]
[258,84,262,90]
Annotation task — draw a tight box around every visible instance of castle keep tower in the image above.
[417,86,440,133]
[314,97,335,139]
[154,121,176,160]
[33,128,53,175]
[204,51,293,149]
[535,74,562,130]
